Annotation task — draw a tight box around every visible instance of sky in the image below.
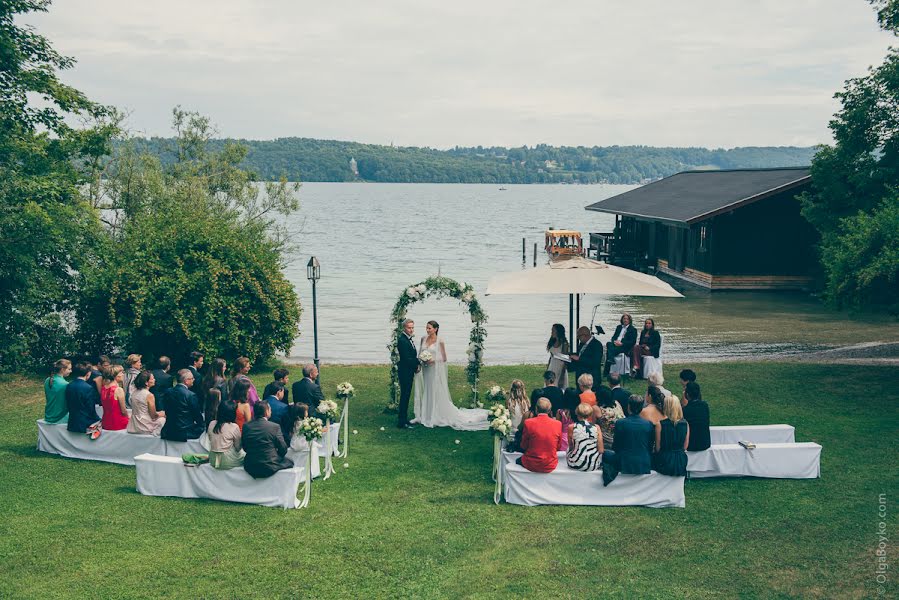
[26,0,894,149]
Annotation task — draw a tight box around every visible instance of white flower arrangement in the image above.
[416,284,427,295]
[419,350,434,364]
[462,290,474,303]
[406,287,419,299]
[317,399,340,421]
[486,385,506,403]
[336,381,355,400]
[298,416,325,441]
[487,403,513,439]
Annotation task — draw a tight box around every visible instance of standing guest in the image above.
[207,401,245,470]
[556,388,580,452]
[228,357,260,407]
[608,372,631,409]
[566,403,604,471]
[292,363,325,416]
[529,370,564,414]
[44,359,72,424]
[631,319,661,379]
[394,319,419,429]
[186,351,205,384]
[160,369,204,441]
[90,357,107,398]
[577,373,597,406]
[640,385,668,450]
[517,398,563,473]
[127,371,166,436]
[263,383,288,427]
[100,365,130,431]
[682,382,710,451]
[122,354,142,404]
[150,356,174,409]
[601,395,655,485]
[653,395,689,476]
[242,400,294,478]
[66,362,101,433]
[271,368,290,404]
[231,379,253,432]
[679,369,697,392]
[204,388,222,430]
[594,386,625,448]
[604,313,637,376]
[506,379,530,434]
[202,357,229,406]
[282,403,309,446]
[569,326,603,389]
[545,323,570,390]
[647,373,672,398]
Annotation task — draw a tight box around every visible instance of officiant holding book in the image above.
[569,326,603,390]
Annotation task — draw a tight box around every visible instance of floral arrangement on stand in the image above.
[317,400,340,422]
[487,402,513,505]
[486,385,506,405]
[296,416,325,508]
[336,382,354,459]
[386,276,487,410]
[316,402,339,480]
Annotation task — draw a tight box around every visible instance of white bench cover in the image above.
[134,453,304,509]
[504,462,685,508]
[710,424,795,445]
[688,442,821,479]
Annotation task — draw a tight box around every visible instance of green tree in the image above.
[800,0,899,310]
[0,0,115,371]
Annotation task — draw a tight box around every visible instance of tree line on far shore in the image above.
[126,137,816,185]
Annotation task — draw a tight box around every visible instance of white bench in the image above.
[134,453,305,509]
[710,425,795,445]
[687,442,821,479]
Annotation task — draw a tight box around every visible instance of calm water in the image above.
[283,183,896,365]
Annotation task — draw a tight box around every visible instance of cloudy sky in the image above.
[27,0,893,148]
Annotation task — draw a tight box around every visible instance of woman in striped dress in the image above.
[566,403,604,471]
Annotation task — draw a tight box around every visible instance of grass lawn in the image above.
[0,362,896,599]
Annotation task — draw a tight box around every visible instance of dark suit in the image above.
[396,333,419,425]
[150,369,174,410]
[683,399,711,451]
[242,418,293,478]
[65,378,100,433]
[160,384,204,441]
[572,337,603,388]
[264,395,288,427]
[602,414,654,485]
[530,385,564,414]
[605,324,637,371]
[187,366,202,383]
[292,377,324,413]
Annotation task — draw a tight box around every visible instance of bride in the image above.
[412,320,488,430]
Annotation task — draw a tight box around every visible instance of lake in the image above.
[282,183,897,365]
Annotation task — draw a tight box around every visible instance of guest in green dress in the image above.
[44,359,71,424]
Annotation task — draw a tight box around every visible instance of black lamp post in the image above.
[307,256,321,384]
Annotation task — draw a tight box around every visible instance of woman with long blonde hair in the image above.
[506,379,530,433]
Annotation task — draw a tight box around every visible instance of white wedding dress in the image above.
[412,336,489,431]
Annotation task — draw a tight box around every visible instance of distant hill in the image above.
[127,137,817,184]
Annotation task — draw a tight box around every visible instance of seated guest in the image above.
[647,373,671,398]
[682,382,710,451]
[89,357,106,398]
[601,395,654,485]
[66,362,101,433]
[604,313,637,376]
[529,370,564,414]
[271,368,290,404]
[652,395,689,477]
[292,364,324,411]
[100,365,130,431]
[506,379,530,434]
[44,359,71,424]
[228,357,259,406]
[594,386,625,447]
[204,388,222,430]
[242,400,294,478]
[231,379,253,432]
[577,373,597,406]
[201,358,229,424]
[207,400,245,470]
[161,369,204,441]
[631,318,661,379]
[556,388,580,452]
[679,368,697,392]
[149,356,174,409]
[517,398,562,473]
[263,383,288,426]
[127,371,166,436]
[566,403,603,471]
[282,403,309,447]
[607,372,630,409]
[187,351,205,384]
[640,385,668,449]
[122,354,142,404]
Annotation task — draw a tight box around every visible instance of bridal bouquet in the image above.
[336,382,355,400]
[317,400,340,421]
[419,350,434,364]
[487,403,513,439]
[298,416,325,441]
[486,385,505,403]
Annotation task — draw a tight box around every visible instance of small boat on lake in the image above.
[545,229,585,259]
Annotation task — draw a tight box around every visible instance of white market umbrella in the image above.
[486,256,683,341]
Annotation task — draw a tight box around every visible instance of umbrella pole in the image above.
[569,294,574,350]
[576,294,580,333]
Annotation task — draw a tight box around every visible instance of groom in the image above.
[396,318,421,429]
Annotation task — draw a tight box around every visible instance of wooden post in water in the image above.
[533,243,537,267]
[522,237,526,264]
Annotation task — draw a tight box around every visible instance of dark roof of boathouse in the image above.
[584,166,811,225]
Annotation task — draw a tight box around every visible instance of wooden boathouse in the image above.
[584,167,818,290]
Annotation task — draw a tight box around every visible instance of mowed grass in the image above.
[0,363,896,599]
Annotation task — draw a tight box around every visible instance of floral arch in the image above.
[387,276,487,410]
